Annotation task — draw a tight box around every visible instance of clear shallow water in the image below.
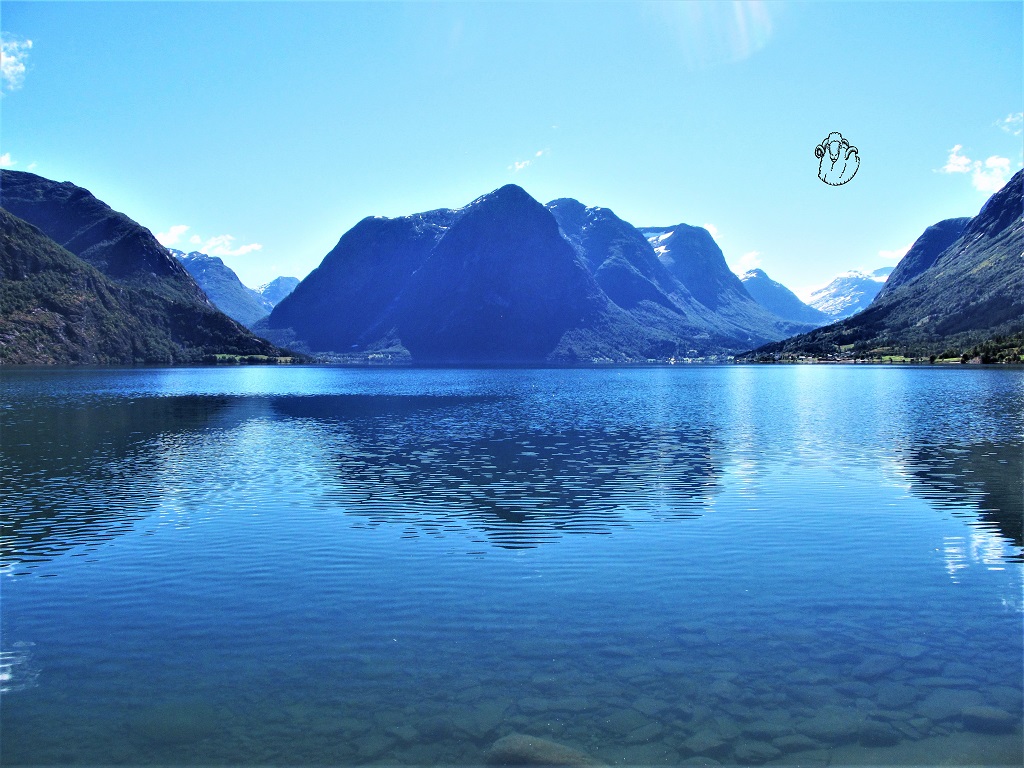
[1,365,1021,766]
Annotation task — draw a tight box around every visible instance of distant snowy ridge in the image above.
[808,267,893,319]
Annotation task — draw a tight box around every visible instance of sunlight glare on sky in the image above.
[0,1,1020,294]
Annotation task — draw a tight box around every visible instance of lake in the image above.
[1,365,1021,766]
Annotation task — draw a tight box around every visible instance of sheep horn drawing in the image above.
[816,131,860,186]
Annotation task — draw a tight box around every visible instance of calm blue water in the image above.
[1,366,1021,766]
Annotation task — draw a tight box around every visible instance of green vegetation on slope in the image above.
[740,171,1023,364]
[0,209,287,364]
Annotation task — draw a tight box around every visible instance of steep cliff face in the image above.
[266,185,819,362]
[740,269,829,326]
[877,218,970,298]
[0,170,281,362]
[171,249,272,328]
[745,170,1024,359]
[643,224,818,341]
[1,171,203,298]
[266,186,658,362]
[547,198,680,310]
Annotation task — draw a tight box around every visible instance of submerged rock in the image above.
[858,721,902,747]
[875,682,918,709]
[129,702,219,745]
[852,655,901,681]
[772,733,819,753]
[798,709,865,743]
[681,730,730,758]
[732,739,782,764]
[917,688,984,721]
[485,733,605,766]
[897,643,928,660]
[960,706,1018,734]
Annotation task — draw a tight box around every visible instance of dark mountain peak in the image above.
[0,170,195,289]
[546,198,637,245]
[747,172,1023,360]
[447,184,561,248]
[879,217,970,298]
[395,189,609,362]
[546,197,587,213]
[662,223,719,252]
[0,203,280,362]
[961,168,1023,242]
[474,183,534,206]
[740,267,829,326]
[545,198,590,236]
[173,249,228,269]
[648,223,745,310]
[545,198,620,225]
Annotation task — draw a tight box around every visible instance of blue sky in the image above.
[1,1,1021,297]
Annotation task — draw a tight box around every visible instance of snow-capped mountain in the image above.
[808,267,894,319]
[169,249,297,328]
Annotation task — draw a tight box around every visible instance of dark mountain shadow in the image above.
[0,396,234,568]
[270,394,720,549]
[2,389,721,563]
[902,441,1023,558]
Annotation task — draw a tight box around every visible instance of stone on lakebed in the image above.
[485,733,605,766]
[960,706,1019,734]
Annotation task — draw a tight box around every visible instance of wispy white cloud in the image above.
[703,222,719,238]
[0,152,15,168]
[1,36,33,92]
[730,250,762,275]
[941,145,972,174]
[26,161,37,171]
[156,224,190,247]
[878,243,912,263]
[200,234,263,257]
[997,112,1023,137]
[939,145,1015,193]
[157,225,262,256]
[508,148,549,173]
[974,155,1012,193]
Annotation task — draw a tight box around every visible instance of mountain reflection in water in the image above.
[2,387,1022,566]
[902,441,1023,556]
[272,395,719,548]
[1,396,230,568]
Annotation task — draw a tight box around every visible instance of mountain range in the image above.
[170,249,297,328]
[261,186,815,362]
[0,170,284,364]
[2,167,1019,366]
[743,169,1024,362]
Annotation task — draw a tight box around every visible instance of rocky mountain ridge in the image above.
[0,170,284,363]
[262,186,816,362]
[743,169,1024,362]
